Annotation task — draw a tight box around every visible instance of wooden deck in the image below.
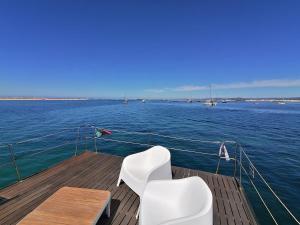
[0,151,258,225]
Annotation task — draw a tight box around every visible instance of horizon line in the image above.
[1,96,300,100]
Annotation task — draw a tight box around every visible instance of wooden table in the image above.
[17,187,111,225]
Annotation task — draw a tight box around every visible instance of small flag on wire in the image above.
[219,143,230,161]
[95,128,112,138]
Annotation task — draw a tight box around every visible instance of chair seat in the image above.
[140,177,213,225]
[127,167,149,181]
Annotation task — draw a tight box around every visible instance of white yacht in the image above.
[203,85,217,107]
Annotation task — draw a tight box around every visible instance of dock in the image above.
[0,151,258,225]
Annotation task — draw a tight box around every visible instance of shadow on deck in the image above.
[0,151,257,225]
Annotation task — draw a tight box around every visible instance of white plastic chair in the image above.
[139,176,213,225]
[117,145,172,196]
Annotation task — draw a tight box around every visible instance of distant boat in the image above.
[187,99,192,103]
[203,85,217,107]
[277,98,286,105]
[123,97,128,104]
[277,101,286,105]
[142,99,146,103]
[204,99,217,107]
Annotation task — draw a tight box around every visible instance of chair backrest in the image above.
[144,146,170,167]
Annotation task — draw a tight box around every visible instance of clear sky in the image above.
[0,0,300,99]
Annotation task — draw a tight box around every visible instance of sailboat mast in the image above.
[210,85,213,102]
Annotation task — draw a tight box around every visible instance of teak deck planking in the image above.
[0,151,258,225]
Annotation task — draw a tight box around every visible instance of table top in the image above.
[17,187,111,225]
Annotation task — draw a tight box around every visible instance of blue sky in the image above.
[0,0,300,98]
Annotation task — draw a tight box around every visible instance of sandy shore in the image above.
[0,98,88,101]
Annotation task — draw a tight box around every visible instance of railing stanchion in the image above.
[75,127,80,156]
[94,137,98,153]
[8,144,21,182]
[215,156,221,174]
[234,143,237,179]
[85,136,88,151]
[147,133,151,146]
[239,145,242,189]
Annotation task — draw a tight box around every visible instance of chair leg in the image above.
[117,177,121,187]
[136,204,140,219]
[106,198,111,218]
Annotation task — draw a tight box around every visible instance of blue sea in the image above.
[0,100,299,225]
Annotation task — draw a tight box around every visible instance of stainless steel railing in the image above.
[0,124,299,225]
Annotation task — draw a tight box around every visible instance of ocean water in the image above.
[0,100,299,225]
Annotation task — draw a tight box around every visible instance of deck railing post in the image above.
[75,127,80,156]
[215,157,221,174]
[147,133,151,146]
[94,136,98,153]
[8,144,21,182]
[85,136,88,151]
[239,145,242,189]
[234,143,237,179]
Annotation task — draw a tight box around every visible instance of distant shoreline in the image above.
[1,97,300,102]
[0,98,88,101]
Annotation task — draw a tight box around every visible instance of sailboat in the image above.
[123,96,128,104]
[277,101,286,105]
[203,85,217,107]
[277,98,286,105]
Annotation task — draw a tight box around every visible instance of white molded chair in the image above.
[140,176,213,225]
[117,145,172,196]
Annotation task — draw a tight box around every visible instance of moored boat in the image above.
[203,85,217,107]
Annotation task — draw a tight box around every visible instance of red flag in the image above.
[101,129,112,136]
